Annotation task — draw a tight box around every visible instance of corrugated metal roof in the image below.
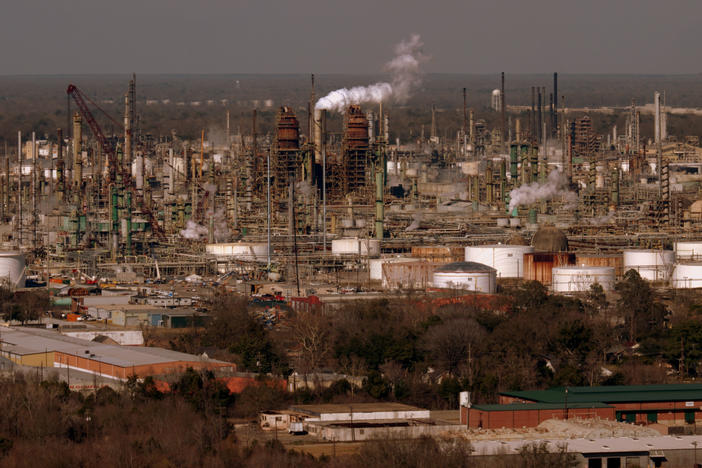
[502,384,702,404]
[0,327,227,369]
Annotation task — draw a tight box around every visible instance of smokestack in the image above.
[553,73,558,137]
[367,112,375,145]
[500,72,506,146]
[314,108,322,163]
[32,132,37,247]
[515,119,521,142]
[655,91,662,198]
[125,80,133,187]
[2,141,7,221]
[430,105,437,141]
[462,88,467,135]
[72,112,82,191]
[530,87,535,141]
[17,131,22,247]
[226,110,231,147]
[536,88,544,143]
[56,128,64,201]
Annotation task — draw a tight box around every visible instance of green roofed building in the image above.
[499,384,702,425]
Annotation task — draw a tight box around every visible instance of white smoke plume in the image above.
[315,34,427,112]
[508,170,576,211]
[405,212,422,231]
[180,220,208,240]
[295,180,314,199]
[213,208,231,242]
[586,212,615,225]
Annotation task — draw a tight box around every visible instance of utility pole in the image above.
[17,131,22,248]
[321,110,327,253]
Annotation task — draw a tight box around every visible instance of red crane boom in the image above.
[66,84,121,183]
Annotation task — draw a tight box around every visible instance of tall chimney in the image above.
[72,112,82,190]
[125,81,133,184]
[56,128,64,201]
[17,131,22,246]
[462,87,468,136]
[553,73,558,137]
[500,72,506,146]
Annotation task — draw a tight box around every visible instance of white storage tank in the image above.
[670,262,702,289]
[331,238,380,258]
[0,251,26,288]
[431,261,496,293]
[205,242,269,262]
[552,266,615,293]
[623,249,674,281]
[674,241,702,261]
[369,257,420,281]
[465,244,534,278]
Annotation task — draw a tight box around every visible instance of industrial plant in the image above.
[1,69,701,299]
[4,49,702,468]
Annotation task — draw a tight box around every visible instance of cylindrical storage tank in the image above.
[465,245,534,278]
[623,249,674,281]
[576,254,624,278]
[331,238,380,257]
[369,257,420,281]
[552,266,615,293]
[431,262,496,293]
[523,252,576,285]
[0,251,26,288]
[674,241,702,261]
[205,242,269,262]
[671,263,702,289]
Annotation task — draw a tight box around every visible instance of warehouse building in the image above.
[0,327,233,380]
[463,402,615,429]
[499,384,702,425]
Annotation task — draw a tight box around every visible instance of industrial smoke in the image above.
[508,170,576,211]
[180,220,208,240]
[315,34,427,112]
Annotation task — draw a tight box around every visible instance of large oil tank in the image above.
[369,257,420,281]
[432,261,496,293]
[674,241,702,261]
[465,245,534,278]
[552,266,615,293]
[0,251,26,288]
[331,238,380,257]
[670,262,702,289]
[205,242,269,262]
[622,249,674,282]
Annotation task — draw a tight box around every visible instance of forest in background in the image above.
[1,73,702,145]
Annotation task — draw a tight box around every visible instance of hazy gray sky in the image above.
[1,0,700,74]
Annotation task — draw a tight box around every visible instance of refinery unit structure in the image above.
[2,72,702,298]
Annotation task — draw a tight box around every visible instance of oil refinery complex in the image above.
[0,71,701,300]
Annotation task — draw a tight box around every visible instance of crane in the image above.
[67,83,165,241]
[66,84,123,184]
